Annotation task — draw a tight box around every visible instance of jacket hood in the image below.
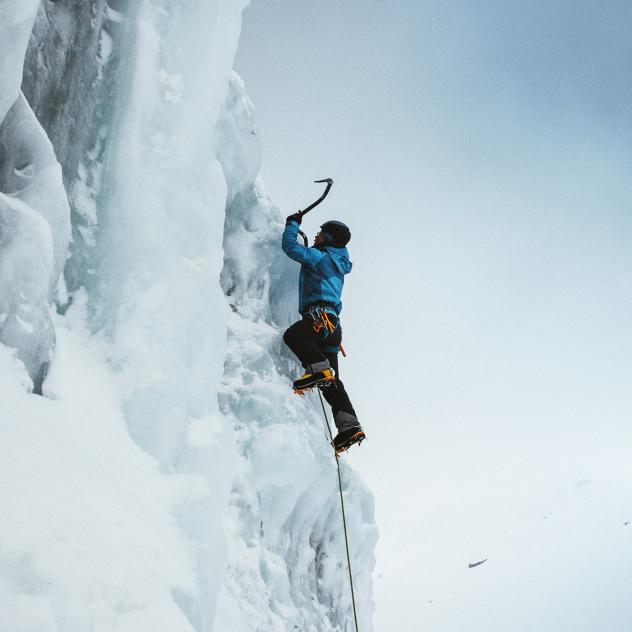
[325,246,352,275]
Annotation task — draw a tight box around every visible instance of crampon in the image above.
[293,368,336,394]
[332,429,366,455]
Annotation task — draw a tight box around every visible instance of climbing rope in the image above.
[317,389,360,632]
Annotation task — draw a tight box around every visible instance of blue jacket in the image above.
[282,220,352,315]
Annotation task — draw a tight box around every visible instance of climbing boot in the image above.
[293,361,336,394]
[332,426,366,454]
[332,411,365,454]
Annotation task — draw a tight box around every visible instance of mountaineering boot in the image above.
[332,427,366,454]
[293,360,336,393]
[332,411,365,454]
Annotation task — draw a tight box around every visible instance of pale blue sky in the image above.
[236,2,632,630]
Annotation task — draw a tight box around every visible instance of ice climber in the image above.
[282,213,365,453]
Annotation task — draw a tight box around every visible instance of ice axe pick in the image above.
[298,178,334,218]
[297,178,334,246]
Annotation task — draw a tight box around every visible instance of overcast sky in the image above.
[235,2,632,630]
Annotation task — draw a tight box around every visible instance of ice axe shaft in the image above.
[298,230,309,247]
[298,178,333,218]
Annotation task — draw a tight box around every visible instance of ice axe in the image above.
[297,178,333,246]
[298,178,333,218]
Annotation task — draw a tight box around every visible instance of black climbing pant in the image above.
[283,314,357,428]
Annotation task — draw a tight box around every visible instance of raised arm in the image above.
[281,220,325,267]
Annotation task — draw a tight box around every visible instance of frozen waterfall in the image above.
[0,1,377,631]
[0,1,71,393]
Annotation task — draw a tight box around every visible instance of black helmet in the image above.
[320,220,351,247]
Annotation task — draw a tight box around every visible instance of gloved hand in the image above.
[286,212,302,225]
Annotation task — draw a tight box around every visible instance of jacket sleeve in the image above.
[282,220,325,267]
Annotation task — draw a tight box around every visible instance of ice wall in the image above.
[0,0,39,122]
[1,1,376,630]
[0,0,71,392]
[214,73,377,632]
[22,0,128,292]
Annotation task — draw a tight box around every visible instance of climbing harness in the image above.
[307,305,348,357]
[307,305,337,335]
[317,389,360,632]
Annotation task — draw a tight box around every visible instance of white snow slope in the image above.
[0,2,376,631]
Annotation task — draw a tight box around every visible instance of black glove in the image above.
[286,212,302,225]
